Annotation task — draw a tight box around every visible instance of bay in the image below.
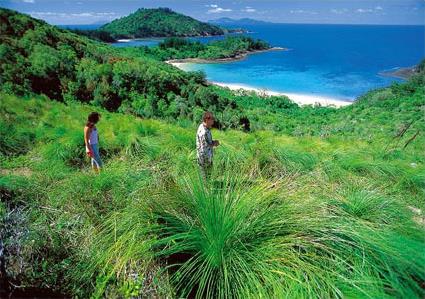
[181,24,425,101]
[63,23,425,102]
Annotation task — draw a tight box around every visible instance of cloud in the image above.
[290,9,318,15]
[356,8,374,13]
[207,5,232,13]
[242,6,256,13]
[356,6,384,14]
[28,11,67,17]
[23,0,35,3]
[27,11,119,20]
[330,8,348,14]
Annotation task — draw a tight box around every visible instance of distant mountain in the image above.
[100,8,224,38]
[209,18,273,26]
[90,20,109,25]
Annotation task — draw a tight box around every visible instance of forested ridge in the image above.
[100,7,224,38]
[0,8,247,129]
[118,36,271,61]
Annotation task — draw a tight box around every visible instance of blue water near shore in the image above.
[64,24,425,101]
[112,38,164,48]
[184,24,425,101]
[58,24,103,30]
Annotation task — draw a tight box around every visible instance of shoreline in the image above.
[115,37,165,43]
[167,61,353,107]
[165,47,286,64]
[212,82,353,107]
[378,65,418,80]
[113,31,247,44]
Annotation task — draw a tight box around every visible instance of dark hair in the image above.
[203,111,213,122]
[86,112,100,126]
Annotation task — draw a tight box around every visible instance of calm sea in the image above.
[64,23,425,101]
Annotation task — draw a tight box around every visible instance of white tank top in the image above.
[89,127,98,145]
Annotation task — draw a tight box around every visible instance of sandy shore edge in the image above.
[378,65,418,80]
[165,47,286,64]
[212,82,353,107]
[167,61,353,107]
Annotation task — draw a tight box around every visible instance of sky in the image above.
[0,0,424,25]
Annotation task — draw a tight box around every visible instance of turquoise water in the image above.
[65,23,425,101]
[181,24,425,101]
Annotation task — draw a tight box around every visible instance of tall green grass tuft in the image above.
[1,93,424,298]
[74,205,157,297]
[149,167,424,298]
[331,187,402,224]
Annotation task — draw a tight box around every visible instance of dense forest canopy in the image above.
[117,36,271,61]
[100,7,225,38]
[67,28,116,43]
[0,8,248,129]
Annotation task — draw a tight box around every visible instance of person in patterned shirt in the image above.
[196,111,220,178]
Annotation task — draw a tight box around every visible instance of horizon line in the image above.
[56,21,425,27]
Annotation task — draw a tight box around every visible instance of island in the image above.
[117,36,286,63]
[209,17,275,26]
[70,8,250,43]
[100,7,225,39]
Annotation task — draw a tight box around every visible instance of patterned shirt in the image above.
[196,123,213,166]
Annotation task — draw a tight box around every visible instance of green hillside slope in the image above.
[100,7,224,38]
[0,8,245,128]
[1,90,424,298]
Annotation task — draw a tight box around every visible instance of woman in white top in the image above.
[84,112,103,173]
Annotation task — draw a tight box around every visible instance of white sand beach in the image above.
[167,62,189,69]
[167,61,353,107]
[213,82,353,107]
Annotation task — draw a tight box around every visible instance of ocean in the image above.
[179,24,425,102]
[66,23,425,102]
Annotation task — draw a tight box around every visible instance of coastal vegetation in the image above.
[1,7,425,299]
[118,36,272,61]
[68,28,116,43]
[100,8,224,38]
[0,8,246,129]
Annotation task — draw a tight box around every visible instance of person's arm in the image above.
[209,132,219,147]
[205,129,215,148]
[84,126,93,157]
[205,128,220,147]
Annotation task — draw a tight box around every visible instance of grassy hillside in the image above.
[100,7,224,38]
[1,7,425,299]
[1,86,424,297]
